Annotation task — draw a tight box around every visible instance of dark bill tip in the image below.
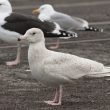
[18,38,21,41]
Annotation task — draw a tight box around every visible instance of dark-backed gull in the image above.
[0,0,76,66]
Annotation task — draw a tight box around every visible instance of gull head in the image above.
[0,0,12,14]
[32,4,54,15]
[18,28,45,44]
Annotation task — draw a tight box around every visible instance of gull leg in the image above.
[44,88,59,104]
[49,38,60,49]
[44,85,63,105]
[6,44,21,66]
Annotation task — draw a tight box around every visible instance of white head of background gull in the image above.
[0,0,12,14]
[19,28,110,106]
[0,0,77,66]
[34,4,55,21]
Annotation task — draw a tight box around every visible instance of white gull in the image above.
[18,28,109,105]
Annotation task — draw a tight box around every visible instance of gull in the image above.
[0,0,77,66]
[32,4,103,49]
[18,28,110,106]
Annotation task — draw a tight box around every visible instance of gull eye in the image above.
[31,32,36,35]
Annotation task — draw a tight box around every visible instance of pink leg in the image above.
[44,85,63,105]
[6,44,21,66]
[49,38,59,49]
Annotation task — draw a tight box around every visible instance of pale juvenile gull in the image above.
[0,0,77,66]
[32,4,103,49]
[18,28,110,106]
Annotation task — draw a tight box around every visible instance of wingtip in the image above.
[59,31,78,39]
[85,27,104,32]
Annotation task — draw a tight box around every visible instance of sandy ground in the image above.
[0,0,110,110]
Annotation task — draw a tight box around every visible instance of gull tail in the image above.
[84,26,104,32]
[87,67,110,77]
